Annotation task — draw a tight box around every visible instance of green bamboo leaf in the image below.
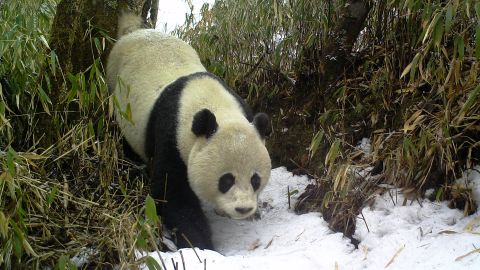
[90,83,97,102]
[451,0,459,13]
[22,238,36,256]
[97,115,105,137]
[136,230,147,249]
[273,40,284,68]
[125,103,133,123]
[145,195,159,224]
[325,139,341,173]
[322,191,333,209]
[400,62,413,79]
[423,13,441,44]
[88,120,95,138]
[39,86,52,104]
[0,211,8,238]
[309,130,324,159]
[0,101,5,116]
[145,256,163,270]
[433,16,444,47]
[39,87,52,114]
[457,36,465,59]
[476,24,480,59]
[60,260,77,270]
[66,88,77,103]
[94,37,102,53]
[445,4,453,33]
[466,0,471,18]
[56,255,67,270]
[400,53,421,79]
[112,94,120,110]
[13,234,23,259]
[47,186,59,206]
[39,34,50,50]
[436,187,444,201]
[461,84,480,114]
[3,171,16,199]
[273,0,278,19]
[289,189,299,196]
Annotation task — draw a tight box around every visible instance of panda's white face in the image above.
[188,122,271,219]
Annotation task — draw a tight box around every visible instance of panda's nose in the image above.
[235,207,253,214]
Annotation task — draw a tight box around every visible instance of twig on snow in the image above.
[171,258,178,270]
[179,250,186,270]
[384,244,405,268]
[181,233,202,263]
[455,247,480,261]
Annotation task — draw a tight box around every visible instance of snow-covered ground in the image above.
[141,166,480,270]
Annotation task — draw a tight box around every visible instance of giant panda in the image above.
[106,13,272,250]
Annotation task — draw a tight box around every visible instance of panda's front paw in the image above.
[161,229,179,252]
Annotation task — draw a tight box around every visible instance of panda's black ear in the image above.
[252,113,271,138]
[192,109,218,138]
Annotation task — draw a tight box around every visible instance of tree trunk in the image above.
[49,0,156,94]
[295,0,371,99]
[36,0,157,147]
[319,0,371,87]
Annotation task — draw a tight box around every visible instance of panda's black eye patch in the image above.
[251,173,261,191]
[219,173,235,193]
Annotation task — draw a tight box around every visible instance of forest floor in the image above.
[141,164,480,270]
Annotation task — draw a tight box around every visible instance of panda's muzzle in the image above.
[214,207,255,219]
[235,207,253,215]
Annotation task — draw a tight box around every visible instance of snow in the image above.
[457,168,480,205]
[156,0,215,33]
[356,185,480,270]
[140,166,480,270]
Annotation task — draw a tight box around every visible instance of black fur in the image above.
[251,173,261,191]
[192,109,218,138]
[253,113,271,138]
[145,72,252,250]
[218,173,235,193]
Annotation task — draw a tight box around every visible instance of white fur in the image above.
[178,77,271,219]
[107,29,205,160]
[107,15,271,220]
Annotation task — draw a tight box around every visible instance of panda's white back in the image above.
[107,29,206,160]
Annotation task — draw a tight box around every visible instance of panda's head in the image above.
[188,109,272,219]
